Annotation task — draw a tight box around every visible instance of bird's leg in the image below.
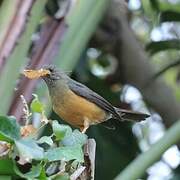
[80,118,90,133]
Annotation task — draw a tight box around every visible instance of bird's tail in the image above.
[114,107,150,122]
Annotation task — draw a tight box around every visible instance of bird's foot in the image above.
[80,118,90,133]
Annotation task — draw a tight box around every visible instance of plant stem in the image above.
[0,0,47,115]
[0,0,19,46]
[55,0,110,70]
[114,120,180,180]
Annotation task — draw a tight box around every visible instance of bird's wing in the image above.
[68,80,149,122]
[68,80,120,118]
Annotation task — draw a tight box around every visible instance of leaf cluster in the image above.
[0,94,87,180]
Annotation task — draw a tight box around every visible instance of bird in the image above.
[34,65,149,133]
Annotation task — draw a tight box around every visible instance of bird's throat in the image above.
[48,79,69,107]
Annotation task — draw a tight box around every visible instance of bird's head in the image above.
[41,65,69,87]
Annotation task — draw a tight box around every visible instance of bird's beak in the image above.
[23,69,51,79]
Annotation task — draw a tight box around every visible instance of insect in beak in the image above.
[23,69,51,79]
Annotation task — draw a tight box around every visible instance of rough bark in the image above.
[91,0,180,128]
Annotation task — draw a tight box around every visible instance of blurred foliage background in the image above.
[0,0,179,179]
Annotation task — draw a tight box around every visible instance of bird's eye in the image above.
[48,68,53,72]
[48,67,55,74]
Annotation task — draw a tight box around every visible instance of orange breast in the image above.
[52,89,107,128]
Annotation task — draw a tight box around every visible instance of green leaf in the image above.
[39,166,48,180]
[146,39,180,55]
[24,164,42,179]
[52,120,72,141]
[0,159,15,175]
[13,160,26,178]
[15,139,44,161]
[45,145,84,162]
[37,136,53,146]
[160,11,180,22]
[30,94,44,113]
[0,176,11,180]
[62,130,87,147]
[152,59,180,79]
[54,0,110,70]
[141,0,157,19]
[159,2,180,12]
[52,173,70,180]
[14,162,47,180]
[0,116,20,143]
[149,0,159,11]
